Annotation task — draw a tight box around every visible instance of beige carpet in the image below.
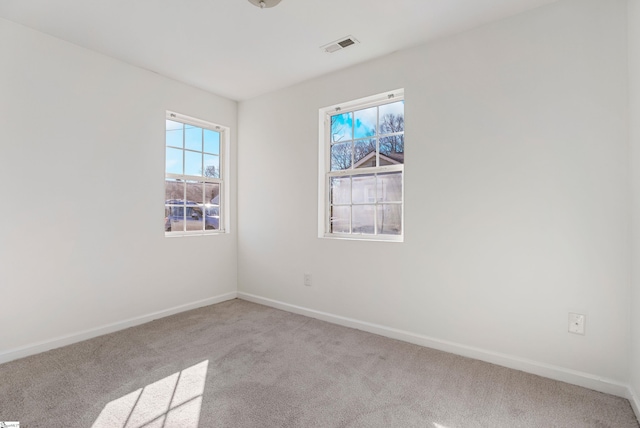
[0,299,638,428]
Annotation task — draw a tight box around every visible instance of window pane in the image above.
[165,205,185,232]
[331,141,352,171]
[331,113,353,143]
[352,174,375,204]
[204,183,220,230]
[185,181,204,204]
[166,147,183,174]
[379,136,404,164]
[204,130,220,154]
[379,101,404,134]
[377,204,402,235]
[204,182,220,205]
[185,205,204,231]
[185,125,202,151]
[185,151,203,176]
[203,154,220,178]
[330,206,350,234]
[377,172,402,202]
[165,179,184,202]
[204,209,219,230]
[354,107,377,139]
[164,206,171,231]
[330,176,350,205]
[353,139,376,168]
[166,121,183,148]
[352,205,375,234]
[166,120,183,131]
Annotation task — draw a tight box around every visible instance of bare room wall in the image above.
[0,17,238,360]
[238,0,630,392]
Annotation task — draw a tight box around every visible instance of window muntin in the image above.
[165,113,225,236]
[329,171,402,236]
[329,99,404,172]
[321,91,404,241]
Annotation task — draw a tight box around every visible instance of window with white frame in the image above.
[165,112,226,236]
[319,90,404,241]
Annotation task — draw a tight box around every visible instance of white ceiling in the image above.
[0,0,560,101]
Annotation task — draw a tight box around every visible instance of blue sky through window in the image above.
[166,120,221,177]
[354,107,376,139]
[331,113,352,142]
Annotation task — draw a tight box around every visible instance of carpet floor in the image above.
[0,299,638,428]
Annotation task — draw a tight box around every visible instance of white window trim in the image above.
[165,110,230,237]
[318,89,405,242]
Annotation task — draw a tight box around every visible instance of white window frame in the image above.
[318,89,405,242]
[165,111,230,237]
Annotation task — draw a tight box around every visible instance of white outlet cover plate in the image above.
[568,313,585,335]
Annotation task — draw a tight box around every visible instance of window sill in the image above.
[321,233,403,243]
[165,230,225,238]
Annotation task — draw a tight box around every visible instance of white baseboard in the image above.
[629,386,640,423]
[238,292,630,399]
[0,291,237,365]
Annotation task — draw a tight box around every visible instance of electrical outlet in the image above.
[304,273,312,286]
[568,313,585,335]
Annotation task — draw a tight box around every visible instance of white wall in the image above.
[238,0,630,386]
[629,0,640,412]
[0,17,237,357]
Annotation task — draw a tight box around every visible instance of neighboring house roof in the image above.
[353,151,404,169]
[385,152,404,164]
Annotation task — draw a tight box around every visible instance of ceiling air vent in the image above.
[321,36,359,54]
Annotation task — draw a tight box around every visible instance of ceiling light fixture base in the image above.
[248,0,282,9]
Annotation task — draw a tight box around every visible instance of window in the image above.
[319,90,404,241]
[165,111,227,236]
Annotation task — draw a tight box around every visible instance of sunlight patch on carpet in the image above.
[92,360,209,428]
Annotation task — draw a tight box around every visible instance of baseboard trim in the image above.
[238,292,630,399]
[629,386,640,423]
[0,291,237,365]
